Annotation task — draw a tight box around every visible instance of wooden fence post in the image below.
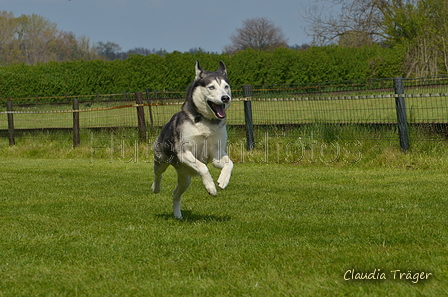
[73,98,80,148]
[243,85,255,150]
[145,88,154,130]
[135,92,147,141]
[393,77,410,151]
[7,97,15,146]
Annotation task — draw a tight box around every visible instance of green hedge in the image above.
[0,45,404,99]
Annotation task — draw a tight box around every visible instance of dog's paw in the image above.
[207,185,218,196]
[217,174,231,189]
[204,182,217,196]
[202,177,217,196]
[174,211,183,220]
[151,182,161,193]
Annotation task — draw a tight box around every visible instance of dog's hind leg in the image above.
[172,173,191,219]
[152,161,169,193]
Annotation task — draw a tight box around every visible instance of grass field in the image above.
[2,84,448,295]
[1,154,448,295]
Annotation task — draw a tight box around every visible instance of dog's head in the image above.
[191,60,231,120]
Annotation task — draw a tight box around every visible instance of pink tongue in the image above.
[215,104,226,118]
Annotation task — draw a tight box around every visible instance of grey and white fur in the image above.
[151,60,233,219]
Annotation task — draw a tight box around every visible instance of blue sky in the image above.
[1,0,314,53]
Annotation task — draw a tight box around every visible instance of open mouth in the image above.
[207,101,226,119]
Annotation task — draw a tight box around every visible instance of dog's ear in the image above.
[195,60,204,80]
[217,61,227,76]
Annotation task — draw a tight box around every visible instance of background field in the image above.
[1,157,448,296]
[2,90,448,130]
[1,75,448,296]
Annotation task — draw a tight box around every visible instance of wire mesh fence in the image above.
[1,75,448,147]
[234,76,448,126]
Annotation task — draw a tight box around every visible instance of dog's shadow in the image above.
[155,210,231,223]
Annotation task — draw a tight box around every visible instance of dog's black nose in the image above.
[221,95,230,103]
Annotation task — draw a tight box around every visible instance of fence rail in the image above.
[1,76,448,150]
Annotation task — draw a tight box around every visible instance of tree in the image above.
[101,47,168,60]
[303,0,384,46]
[288,43,311,51]
[50,32,100,61]
[0,11,21,64]
[304,0,448,76]
[95,41,122,60]
[16,13,59,64]
[224,17,288,53]
[0,11,102,65]
[128,47,167,57]
[74,35,102,60]
[375,0,448,76]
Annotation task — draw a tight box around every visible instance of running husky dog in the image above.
[152,60,233,219]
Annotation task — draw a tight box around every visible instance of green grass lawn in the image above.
[1,158,447,296]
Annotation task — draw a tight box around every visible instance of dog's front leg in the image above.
[180,151,217,196]
[212,154,233,189]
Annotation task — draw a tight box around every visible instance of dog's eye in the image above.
[208,86,215,90]
[224,85,229,89]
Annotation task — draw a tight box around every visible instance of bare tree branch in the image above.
[302,0,386,46]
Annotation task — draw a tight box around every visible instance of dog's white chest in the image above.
[180,121,226,163]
